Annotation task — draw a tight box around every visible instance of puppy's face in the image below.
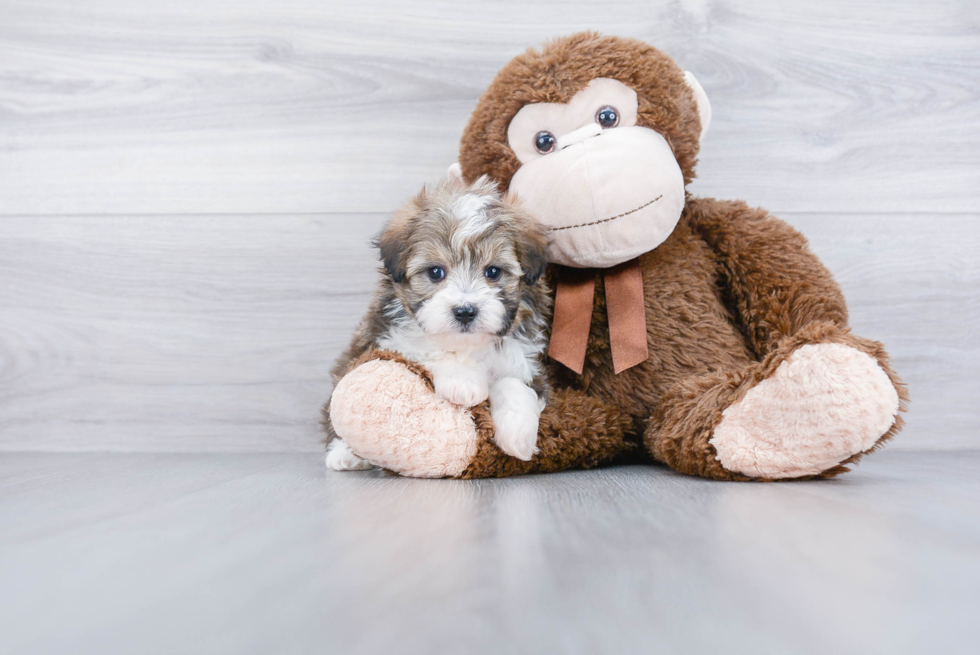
[376,176,548,348]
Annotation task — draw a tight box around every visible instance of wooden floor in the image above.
[2,450,978,654]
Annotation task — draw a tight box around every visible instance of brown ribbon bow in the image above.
[548,258,649,375]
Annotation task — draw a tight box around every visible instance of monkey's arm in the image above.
[684,197,850,355]
[327,349,632,478]
[645,197,907,480]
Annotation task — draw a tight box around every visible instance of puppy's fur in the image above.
[325,175,552,469]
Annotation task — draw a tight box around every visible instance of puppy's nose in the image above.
[452,304,479,324]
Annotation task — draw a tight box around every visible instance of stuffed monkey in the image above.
[326,32,907,480]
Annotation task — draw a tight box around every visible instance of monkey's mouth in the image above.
[548,195,662,232]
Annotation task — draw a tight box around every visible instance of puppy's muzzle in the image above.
[452,304,479,325]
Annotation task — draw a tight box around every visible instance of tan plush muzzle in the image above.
[508,126,686,269]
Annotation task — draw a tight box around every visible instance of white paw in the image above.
[433,369,489,408]
[490,378,541,461]
[325,439,375,471]
[710,343,900,478]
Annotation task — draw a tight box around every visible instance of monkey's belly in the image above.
[573,221,755,421]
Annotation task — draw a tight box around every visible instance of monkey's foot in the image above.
[330,357,479,478]
[709,343,901,479]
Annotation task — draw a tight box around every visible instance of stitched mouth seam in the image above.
[548,195,663,232]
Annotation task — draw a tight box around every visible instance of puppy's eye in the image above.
[596,106,619,128]
[534,131,556,154]
[484,266,502,281]
[426,266,445,282]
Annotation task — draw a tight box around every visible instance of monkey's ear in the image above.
[683,71,712,142]
[446,162,464,182]
[374,200,418,283]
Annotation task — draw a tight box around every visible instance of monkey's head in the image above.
[458,32,711,268]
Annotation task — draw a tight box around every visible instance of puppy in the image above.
[324,175,551,470]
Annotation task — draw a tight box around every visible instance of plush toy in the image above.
[325,32,907,480]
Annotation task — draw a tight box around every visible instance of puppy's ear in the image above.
[376,232,407,283]
[470,174,498,195]
[516,213,549,286]
[374,195,420,283]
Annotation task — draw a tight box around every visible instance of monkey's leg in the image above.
[645,322,908,481]
[328,350,632,479]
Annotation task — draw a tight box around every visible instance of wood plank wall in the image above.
[1,0,977,451]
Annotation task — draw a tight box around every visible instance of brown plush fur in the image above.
[461,387,635,478]
[450,32,907,480]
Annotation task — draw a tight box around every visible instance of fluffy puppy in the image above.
[325,175,552,470]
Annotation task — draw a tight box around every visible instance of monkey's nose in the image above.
[452,304,479,324]
[557,122,603,150]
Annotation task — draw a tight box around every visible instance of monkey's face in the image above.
[505,77,709,268]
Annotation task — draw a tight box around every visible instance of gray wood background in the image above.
[1,0,978,452]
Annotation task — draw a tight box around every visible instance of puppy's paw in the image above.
[325,439,374,471]
[433,369,489,408]
[490,378,541,461]
[492,406,540,461]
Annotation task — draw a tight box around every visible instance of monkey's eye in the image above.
[534,131,556,154]
[426,266,445,282]
[484,266,502,281]
[596,106,619,128]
